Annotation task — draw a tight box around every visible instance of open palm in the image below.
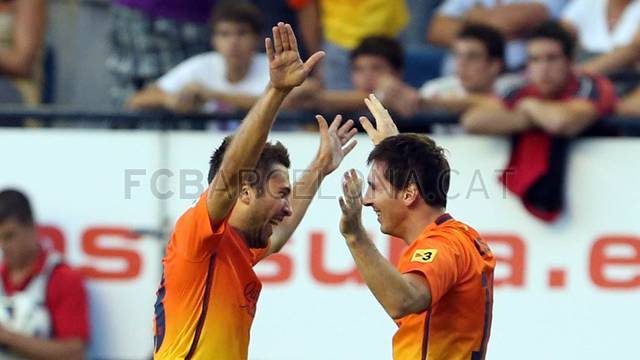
[339,169,365,238]
[266,23,325,90]
[315,115,358,175]
[359,94,400,145]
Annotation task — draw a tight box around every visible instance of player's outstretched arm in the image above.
[359,94,400,145]
[339,170,431,319]
[207,22,325,225]
[266,114,357,256]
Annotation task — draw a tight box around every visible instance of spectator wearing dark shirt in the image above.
[463,21,616,136]
[462,21,617,222]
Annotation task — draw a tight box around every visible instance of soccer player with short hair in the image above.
[152,23,357,359]
[338,95,495,360]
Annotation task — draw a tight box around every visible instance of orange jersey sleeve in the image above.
[398,235,462,306]
[172,191,228,261]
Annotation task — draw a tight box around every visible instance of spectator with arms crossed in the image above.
[463,21,617,221]
[463,21,617,137]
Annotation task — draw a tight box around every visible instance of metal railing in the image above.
[0,105,639,136]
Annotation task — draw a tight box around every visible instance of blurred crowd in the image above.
[0,0,639,127]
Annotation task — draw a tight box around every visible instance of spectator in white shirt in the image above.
[562,0,640,74]
[127,3,269,113]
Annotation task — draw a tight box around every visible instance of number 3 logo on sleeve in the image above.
[411,249,438,263]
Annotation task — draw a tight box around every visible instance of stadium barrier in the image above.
[1,120,639,358]
[1,106,640,136]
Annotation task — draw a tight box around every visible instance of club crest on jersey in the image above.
[411,249,438,263]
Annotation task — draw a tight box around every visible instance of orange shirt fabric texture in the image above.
[153,191,269,360]
[393,213,495,360]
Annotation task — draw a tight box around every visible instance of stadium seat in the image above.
[403,45,447,88]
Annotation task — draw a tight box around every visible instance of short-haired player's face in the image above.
[362,161,407,237]
[351,55,399,93]
[454,38,500,94]
[0,218,37,269]
[212,21,259,64]
[527,39,571,97]
[249,164,292,247]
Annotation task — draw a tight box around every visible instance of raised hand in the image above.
[338,169,366,239]
[359,93,400,145]
[265,22,325,90]
[315,114,358,175]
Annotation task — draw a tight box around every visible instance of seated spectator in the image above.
[127,3,269,113]
[290,0,409,90]
[107,0,216,106]
[462,21,617,136]
[562,0,640,75]
[292,36,405,113]
[0,0,46,105]
[617,85,640,116]
[0,189,89,358]
[427,0,565,71]
[377,24,507,118]
[462,21,617,222]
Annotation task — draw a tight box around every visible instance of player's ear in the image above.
[238,183,253,204]
[402,183,420,206]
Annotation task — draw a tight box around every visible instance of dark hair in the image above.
[457,24,505,63]
[0,189,34,226]
[529,20,575,58]
[367,134,450,208]
[208,136,291,195]
[350,36,404,71]
[210,3,263,35]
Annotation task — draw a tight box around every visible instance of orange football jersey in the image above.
[393,213,495,360]
[153,191,269,359]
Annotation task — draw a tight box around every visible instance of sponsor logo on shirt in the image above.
[411,249,438,263]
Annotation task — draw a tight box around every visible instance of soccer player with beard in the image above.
[153,23,357,359]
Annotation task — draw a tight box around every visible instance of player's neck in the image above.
[228,211,261,247]
[225,59,252,84]
[401,208,445,244]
